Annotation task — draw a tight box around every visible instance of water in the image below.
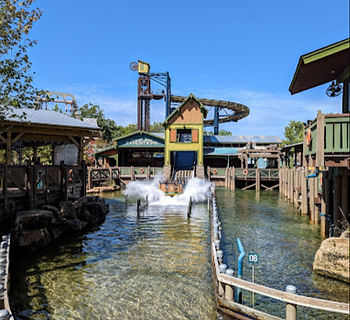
[10,178,218,320]
[9,182,349,320]
[216,188,349,320]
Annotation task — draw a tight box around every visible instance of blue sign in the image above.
[248,253,259,264]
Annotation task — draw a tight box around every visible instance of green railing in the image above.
[305,113,350,157]
[260,169,279,179]
[235,168,256,178]
[119,167,131,175]
[210,168,226,176]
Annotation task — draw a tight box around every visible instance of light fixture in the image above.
[326,81,342,97]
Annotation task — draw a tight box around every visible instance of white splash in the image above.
[124,174,212,206]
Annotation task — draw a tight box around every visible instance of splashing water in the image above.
[124,174,212,206]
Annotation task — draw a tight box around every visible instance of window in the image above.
[177,129,192,142]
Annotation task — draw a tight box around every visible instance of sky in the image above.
[28,0,349,139]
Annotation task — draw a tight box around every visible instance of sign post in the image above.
[248,253,259,308]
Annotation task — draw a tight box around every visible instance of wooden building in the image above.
[162,93,208,180]
[0,108,101,230]
[283,38,350,237]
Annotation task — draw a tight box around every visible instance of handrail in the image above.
[212,243,349,314]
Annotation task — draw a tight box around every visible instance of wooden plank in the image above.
[334,123,341,151]
[212,243,349,314]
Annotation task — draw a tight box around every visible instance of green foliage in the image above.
[118,123,137,136]
[281,120,304,147]
[79,103,122,143]
[150,121,165,133]
[0,0,44,119]
[204,129,232,136]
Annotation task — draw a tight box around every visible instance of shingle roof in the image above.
[2,107,100,130]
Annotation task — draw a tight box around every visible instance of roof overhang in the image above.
[289,38,350,94]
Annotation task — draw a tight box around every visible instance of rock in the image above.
[16,228,51,250]
[60,201,76,219]
[11,196,109,252]
[14,210,54,231]
[313,236,350,283]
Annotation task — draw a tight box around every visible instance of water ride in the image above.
[159,180,185,196]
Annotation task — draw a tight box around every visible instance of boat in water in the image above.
[159,180,185,197]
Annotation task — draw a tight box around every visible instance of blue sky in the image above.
[29,0,349,138]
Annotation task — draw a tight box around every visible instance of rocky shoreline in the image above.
[11,196,109,252]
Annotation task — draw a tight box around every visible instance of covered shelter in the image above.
[0,108,101,216]
[0,108,101,165]
[289,38,349,113]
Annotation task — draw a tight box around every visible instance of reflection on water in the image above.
[10,193,217,320]
[10,187,349,320]
[216,188,349,320]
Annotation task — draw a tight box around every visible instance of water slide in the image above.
[170,95,250,125]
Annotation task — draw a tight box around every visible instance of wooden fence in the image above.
[0,163,86,212]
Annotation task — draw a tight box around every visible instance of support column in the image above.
[232,167,235,191]
[309,176,316,223]
[256,168,260,191]
[321,171,330,238]
[333,174,342,228]
[301,169,308,215]
[341,170,349,225]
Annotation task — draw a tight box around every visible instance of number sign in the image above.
[248,253,259,264]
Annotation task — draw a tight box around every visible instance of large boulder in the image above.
[12,196,109,252]
[313,231,350,283]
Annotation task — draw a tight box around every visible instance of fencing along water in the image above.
[215,187,349,320]
[9,179,349,320]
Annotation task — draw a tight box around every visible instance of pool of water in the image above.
[9,185,349,320]
[216,188,349,320]
[10,192,218,320]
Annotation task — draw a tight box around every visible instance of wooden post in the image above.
[316,111,325,168]
[321,171,329,238]
[309,175,316,223]
[341,170,349,225]
[287,169,291,200]
[280,168,283,196]
[131,166,134,181]
[256,168,260,191]
[207,166,211,181]
[6,130,11,165]
[147,166,151,180]
[87,166,92,190]
[45,164,49,204]
[293,168,298,207]
[301,169,308,215]
[60,161,68,202]
[333,174,342,228]
[27,165,34,209]
[81,161,86,197]
[232,167,235,191]
[290,168,294,204]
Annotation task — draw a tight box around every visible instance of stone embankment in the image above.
[313,231,350,283]
[11,196,109,252]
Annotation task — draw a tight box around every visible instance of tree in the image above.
[204,129,232,136]
[0,0,44,119]
[281,120,304,147]
[150,121,165,133]
[79,103,121,143]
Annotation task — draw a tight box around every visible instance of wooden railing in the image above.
[304,112,350,167]
[210,188,349,319]
[0,163,85,209]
